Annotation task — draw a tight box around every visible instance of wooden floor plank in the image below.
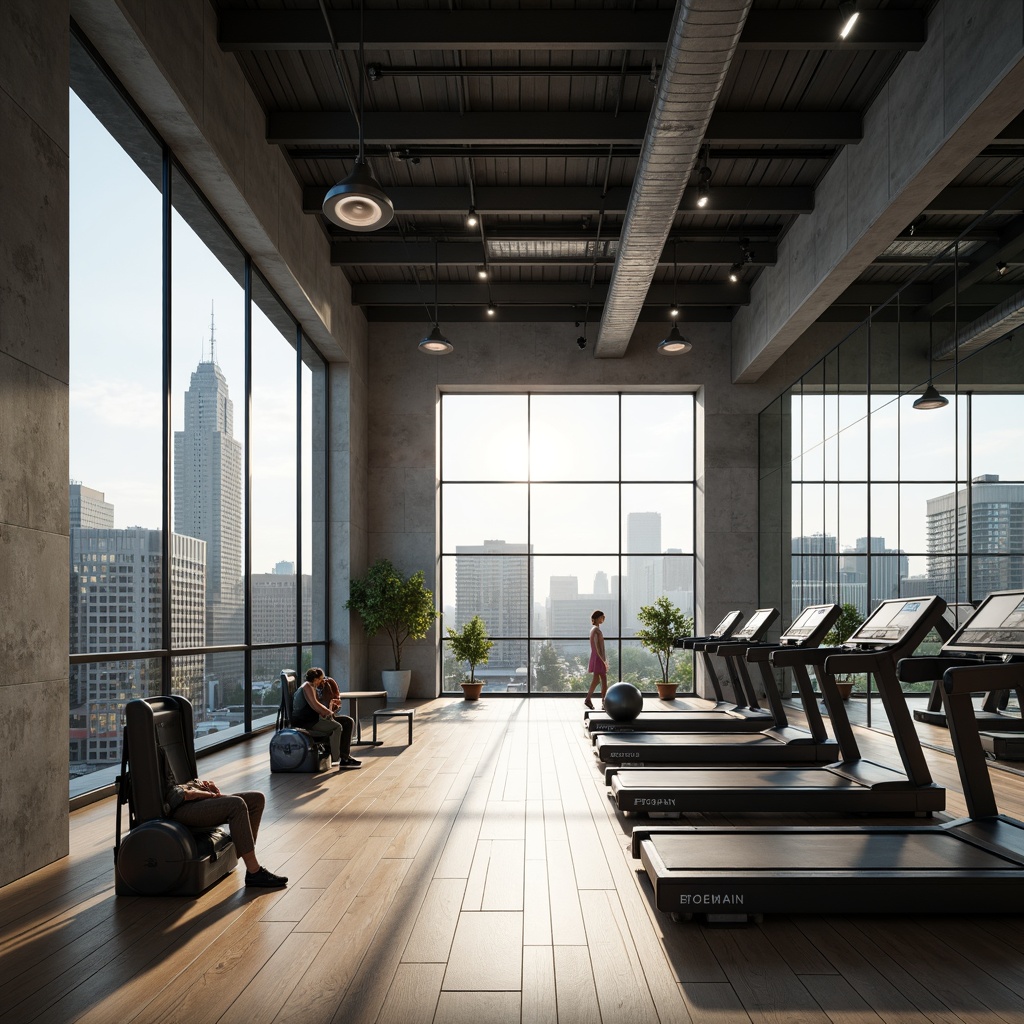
[402,877,467,963]
[375,962,445,1024]
[481,839,525,912]
[545,839,587,946]
[432,991,521,1024]
[523,857,553,946]
[522,944,558,1024]
[552,944,601,1024]
[442,911,523,991]
[679,982,755,1024]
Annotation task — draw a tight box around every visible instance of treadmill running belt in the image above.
[614,768,854,789]
[652,832,1017,871]
[603,733,783,748]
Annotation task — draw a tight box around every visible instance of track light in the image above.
[839,1,859,39]
[466,207,479,229]
[658,325,691,355]
[486,303,496,316]
[477,265,489,280]
[669,303,679,318]
[695,150,712,208]
[729,264,740,283]
[997,261,1009,277]
[321,1,393,231]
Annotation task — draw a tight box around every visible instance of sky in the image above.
[69,93,311,574]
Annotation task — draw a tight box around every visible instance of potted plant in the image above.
[636,596,694,699]
[345,558,438,701]
[446,615,494,701]
[824,602,865,699]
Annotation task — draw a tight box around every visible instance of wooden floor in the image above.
[5,697,1024,1024]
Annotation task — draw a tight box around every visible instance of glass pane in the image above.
[442,395,529,480]
[69,657,161,782]
[971,476,1024,554]
[621,485,693,553]
[531,484,619,552]
[192,651,246,751]
[530,395,618,480]
[170,167,246,699]
[869,395,899,480]
[252,277,298,642]
[531,556,620,638]
[837,483,867,555]
[69,83,163,657]
[441,484,528,551]
[837,396,868,480]
[251,648,292,714]
[973,395,1024,482]
[621,394,693,480]
[621,557,694,638]
[440,553,529,678]
[301,336,324,643]
[528,639,591,693]
[900,394,957,481]
[972,556,1024,598]
[620,639,694,691]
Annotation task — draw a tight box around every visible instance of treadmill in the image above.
[912,603,1024,736]
[630,592,1024,924]
[594,599,920,768]
[607,599,946,816]
[584,608,782,737]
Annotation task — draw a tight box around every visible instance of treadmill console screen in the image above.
[945,591,1024,654]
[847,598,935,645]
[781,604,834,641]
[731,608,777,641]
[707,610,743,639]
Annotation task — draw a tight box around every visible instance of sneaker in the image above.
[245,866,288,888]
[338,756,362,769]
[583,698,594,710]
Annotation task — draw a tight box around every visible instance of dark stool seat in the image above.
[372,708,414,746]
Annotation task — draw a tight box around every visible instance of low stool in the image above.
[371,708,414,746]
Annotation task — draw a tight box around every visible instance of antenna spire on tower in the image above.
[209,300,217,365]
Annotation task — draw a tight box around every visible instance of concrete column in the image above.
[0,0,72,885]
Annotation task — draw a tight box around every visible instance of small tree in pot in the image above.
[345,558,438,701]
[823,602,865,699]
[446,615,494,700]
[636,596,694,699]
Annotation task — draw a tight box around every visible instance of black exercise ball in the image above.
[603,681,643,722]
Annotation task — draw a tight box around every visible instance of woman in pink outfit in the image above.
[584,610,608,709]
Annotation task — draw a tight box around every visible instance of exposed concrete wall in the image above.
[365,321,801,698]
[733,0,1024,383]
[0,0,72,885]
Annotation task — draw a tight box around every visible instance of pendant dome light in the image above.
[419,243,454,354]
[659,241,691,354]
[914,241,954,410]
[322,0,394,232]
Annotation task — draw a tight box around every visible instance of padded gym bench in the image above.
[372,708,414,746]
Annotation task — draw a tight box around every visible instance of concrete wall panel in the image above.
[813,145,849,276]
[847,86,891,246]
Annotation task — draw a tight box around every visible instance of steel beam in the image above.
[270,111,862,147]
[351,282,748,305]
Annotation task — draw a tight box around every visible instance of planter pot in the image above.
[835,680,855,701]
[656,683,678,700]
[461,682,484,701]
[382,670,412,703]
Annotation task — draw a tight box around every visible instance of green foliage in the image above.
[446,615,494,684]
[533,640,566,691]
[635,596,694,684]
[345,558,438,669]
[824,602,865,646]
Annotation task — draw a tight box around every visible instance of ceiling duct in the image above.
[934,287,1024,360]
[595,0,753,357]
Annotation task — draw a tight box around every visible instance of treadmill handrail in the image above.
[771,645,843,668]
[825,649,893,674]
[897,654,981,684]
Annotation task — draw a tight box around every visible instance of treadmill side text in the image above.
[680,894,745,906]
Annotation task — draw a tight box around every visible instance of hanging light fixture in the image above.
[486,302,496,317]
[322,0,394,231]
[476,264,489,280]
[695,146,712,208]
[914,243,954,410]
[659,241,691,354]
[419,243,454,354]
[466,207,479,229]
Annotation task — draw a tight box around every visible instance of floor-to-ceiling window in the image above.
[68,30,327,795]
[439,393,695,694]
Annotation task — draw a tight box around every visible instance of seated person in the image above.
[162,754,287,888]
[292,667,362,769]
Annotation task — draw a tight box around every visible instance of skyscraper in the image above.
[174,335,243,685]
[69,482,114,529]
